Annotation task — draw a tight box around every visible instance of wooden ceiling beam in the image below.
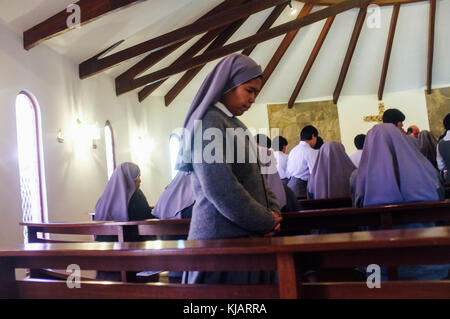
[378,4,400,101]
[427,0,436,94]
[79,0,289,79]
[242,3,289,56]
[116,0,246,82]
[261,3,314,90]
[24,0,143,50]
[332,6,367,104]
[125,0,373,93]
[288,16,335,108]
[154,3,288,105]
[162,19,249,106]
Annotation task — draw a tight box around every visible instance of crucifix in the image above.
[363,102,385,123]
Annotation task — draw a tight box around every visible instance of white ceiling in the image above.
[1,0,449,103]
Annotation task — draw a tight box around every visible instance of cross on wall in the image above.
[363,102,385,123]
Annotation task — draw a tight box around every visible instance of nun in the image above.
[350,123,448,280]
[152,171,195,220]
[94,162,156,281]
[94,162,155,224]
[418,130,438,169]
[307,142,356,199]
[179,53,282,285]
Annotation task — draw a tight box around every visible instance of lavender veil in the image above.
[353,124,443,206]
[176,53,262,172]
[94,162,140,222]
[308,142,356,199]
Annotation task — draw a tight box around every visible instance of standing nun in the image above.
[178,54,282,284]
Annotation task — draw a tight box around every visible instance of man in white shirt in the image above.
[349,134,365,168]
[437,114,450,180]
[272,136,289,185]
[286,125,319,197]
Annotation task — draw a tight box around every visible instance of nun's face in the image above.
[135,175,141,189]
[221,77,262,116]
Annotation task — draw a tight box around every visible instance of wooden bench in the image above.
[298,197,352,210]
[1,226,449,299]
[280,200,450,236]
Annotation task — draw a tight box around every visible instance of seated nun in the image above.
[350,123,448,280]
[307,142,356,200]
[152,171,195,220]
[418,130,438,169]
[94,162,156,281]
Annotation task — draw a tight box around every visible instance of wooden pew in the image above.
[298,197,352,210]
[280,200,450,236]
[1,226,449,299]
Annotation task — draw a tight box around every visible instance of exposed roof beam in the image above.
[124,0,373,93]
[116,0,246,83]
[378,4,400,101]
[79,0,289,79]
[24,0,144,50]
[261,3,314,90]
[153,3,288,105]
[332,6,367,104]
[241,3,289,56]
[162,19,249,106]
[288,16,335,108]
[427,0,436,94]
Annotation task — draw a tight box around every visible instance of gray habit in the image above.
[183,107,280,284]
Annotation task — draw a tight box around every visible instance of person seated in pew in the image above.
[254,134,300,212]
[350,123,449,280]
[94,162,156,281]
[177,54,282,285]
[382,108,419,149]
[437,113,450,182]
[152,171,195,220]
[349,134,365,168]
[418,130,438,169]
[271,135,289,186]
[307,142,356,200]
[152,171,195,281]
[286,125,319,197]
[313,136,324,150]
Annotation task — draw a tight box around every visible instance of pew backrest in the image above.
[1,226,450,299]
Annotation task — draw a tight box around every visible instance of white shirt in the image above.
[273,151,289,179]
[286,141,318,181]
[215,101,233,117]
[437,130,450,170]
[349,149,363,168]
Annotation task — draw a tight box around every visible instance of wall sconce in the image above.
[91,122,100,149]
[57,129,65,143]
[73,118,101,150]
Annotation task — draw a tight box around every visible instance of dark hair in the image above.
[300,125,318,141]
[354,134,366,150]
[382,108,405,125]
[254,134,271,148]
[444,113,450,131]
[313,136,324,150]
[406,127,413,134]
[272,136,288,151]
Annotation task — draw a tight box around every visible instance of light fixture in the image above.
[57,129,65,143]
[288,1,297,15]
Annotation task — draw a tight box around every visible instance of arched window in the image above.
[104,121,116,179]
[169,134,181,179]
[15,92,48,241]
